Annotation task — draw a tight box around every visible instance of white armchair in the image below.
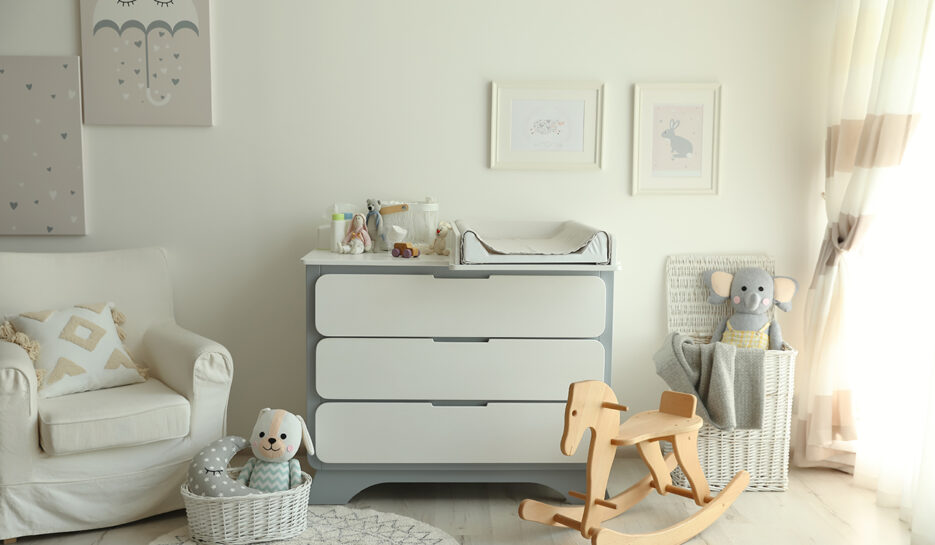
[0,248,233,542]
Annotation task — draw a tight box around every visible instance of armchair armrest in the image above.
[0,341,40,484]
[142,322,233,440]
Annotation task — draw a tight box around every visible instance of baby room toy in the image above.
[180,411,313,544]
[391,242,420,258]
[425,220,451,256]
[519,381,748,545]
[365,198,384,251]
[238,408,314,493]
[703,267,798,350]
[339,213,372,254]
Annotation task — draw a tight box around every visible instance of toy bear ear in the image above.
[257,408,271,419]
[773,276,798,311]
[703,270,733,304]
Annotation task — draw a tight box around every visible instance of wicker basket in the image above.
[661,255,796,492]
[180,468,311,544]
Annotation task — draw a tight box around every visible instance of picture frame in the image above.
[632,83,721,195]
[490,81,604,170]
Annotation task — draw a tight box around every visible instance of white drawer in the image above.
[315,274,606,338]
[316,338,604,400]
[315,402,584,464]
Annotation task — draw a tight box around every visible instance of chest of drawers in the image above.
[302,250,615,504]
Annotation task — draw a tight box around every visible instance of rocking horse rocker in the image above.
[520,381,749,545]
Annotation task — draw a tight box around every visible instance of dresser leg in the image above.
[4,538,18,544]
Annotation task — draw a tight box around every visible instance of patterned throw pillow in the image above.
[3,303,145,398]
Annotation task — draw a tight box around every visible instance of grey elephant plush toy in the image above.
[703,267,798,351]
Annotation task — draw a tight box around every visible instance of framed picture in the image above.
[78,0,212,126]
[490,81,604,170]
[632,83,720,195]
[0,56,86,235]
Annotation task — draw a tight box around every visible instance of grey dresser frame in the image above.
[305,262,615,504]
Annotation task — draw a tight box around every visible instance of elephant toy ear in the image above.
[773,276,798,312]
[703,270,733,304]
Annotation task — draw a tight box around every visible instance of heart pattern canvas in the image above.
[79,0,212,126]
[0,56,85,235]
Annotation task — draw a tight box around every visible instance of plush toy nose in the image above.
[268,437,277,445]
[743,292,761,311]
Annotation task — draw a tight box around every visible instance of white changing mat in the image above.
[455,219,613,265]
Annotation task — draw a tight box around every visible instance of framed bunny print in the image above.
[632,83,721,195]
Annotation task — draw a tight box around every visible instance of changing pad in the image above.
[455,219,613,265]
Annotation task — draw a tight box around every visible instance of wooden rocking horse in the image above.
[519,381,749,545]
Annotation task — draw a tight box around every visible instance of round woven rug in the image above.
[149,505,458,545]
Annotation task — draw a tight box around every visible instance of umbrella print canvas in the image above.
[79,0,212,126]
[0,56,86,235]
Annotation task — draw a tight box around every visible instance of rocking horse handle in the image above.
[602,402,629,412]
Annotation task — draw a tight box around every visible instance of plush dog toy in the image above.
[236,408,314,493]
[425,221,451,256]
[704,267,798,351]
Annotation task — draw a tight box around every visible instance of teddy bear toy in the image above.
[425,221,451,256]
[704,267,798,351]
[236,408,314,493]
[365,198,385,252]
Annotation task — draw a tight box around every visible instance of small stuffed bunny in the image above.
[236,408,314,493]
[340,213,372,254]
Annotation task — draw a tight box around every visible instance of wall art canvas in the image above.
[0,56,86,235]
[79,0,212,126]
[633,83,720,195]
[491,81,603,170]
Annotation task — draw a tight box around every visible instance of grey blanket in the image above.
[653,333,765,431]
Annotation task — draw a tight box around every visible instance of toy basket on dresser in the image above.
[662,255,796,491]
[180,468,311,544]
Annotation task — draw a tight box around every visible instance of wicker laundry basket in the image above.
[661,255,796,491]
[180,468,311,544]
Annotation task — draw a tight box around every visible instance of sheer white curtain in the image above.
[848,52,935,543]
[793,0,935,542]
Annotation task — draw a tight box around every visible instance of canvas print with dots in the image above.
[0,56,86,236]
[79,0,212,126]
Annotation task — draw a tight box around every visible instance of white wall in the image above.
[0,0,832,437]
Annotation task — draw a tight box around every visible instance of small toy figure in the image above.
[392,242,420,258]
[339,213,372,254]
[365,199,385,252]
[236,408,314,493]
[425,221,451,256]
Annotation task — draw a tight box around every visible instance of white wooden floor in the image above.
[13,461,909,545]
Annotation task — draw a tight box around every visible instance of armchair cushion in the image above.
[7,302,145,398]
[38,378,190,455]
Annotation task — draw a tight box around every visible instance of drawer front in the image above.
[315,402,584,464]
[316,338,604,400]
[315,274,606,338]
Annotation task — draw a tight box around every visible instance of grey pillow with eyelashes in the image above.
[186,435,259,497]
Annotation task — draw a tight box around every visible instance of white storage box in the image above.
[662,255,796,491]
